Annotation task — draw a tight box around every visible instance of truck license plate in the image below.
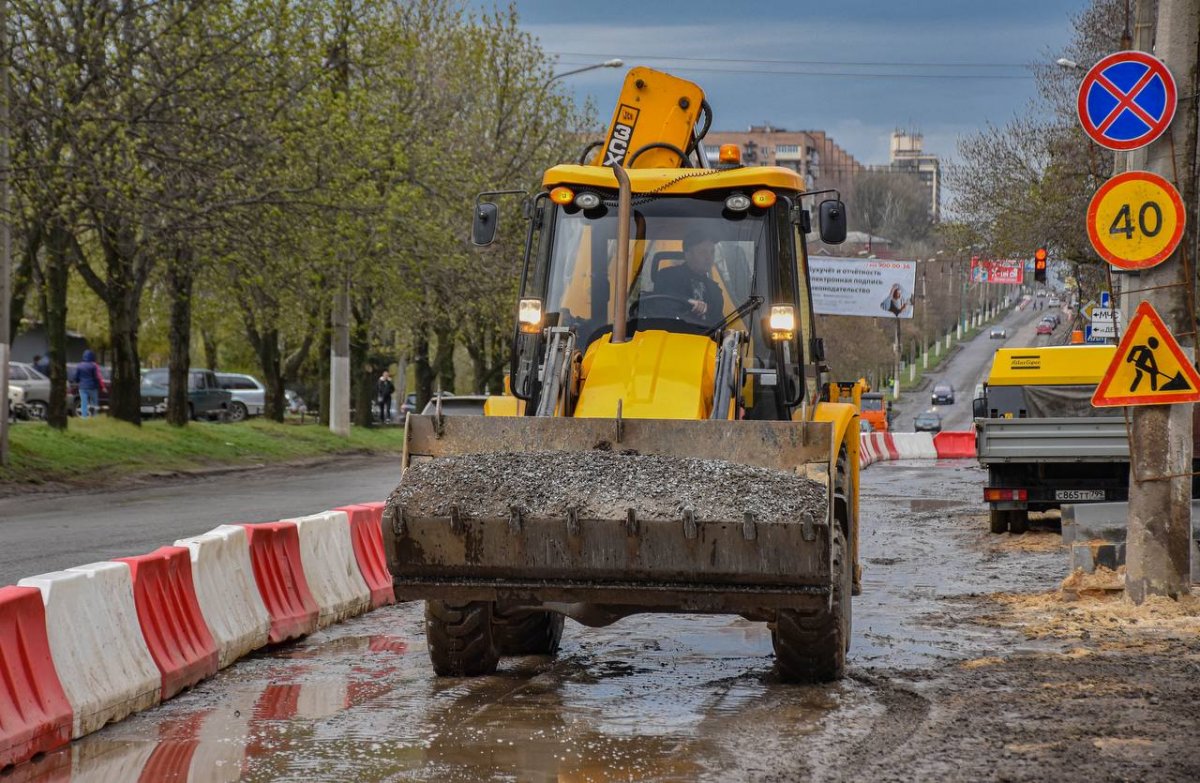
[1056,490,1105,501]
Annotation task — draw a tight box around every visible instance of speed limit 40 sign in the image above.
[1087,170,1186,270]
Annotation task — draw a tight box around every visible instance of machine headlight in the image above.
[518,298,543,334]
[768,305,796,340]
[575,191,601,209]
[724,193,751,212]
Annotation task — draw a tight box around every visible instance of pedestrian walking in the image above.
[376,371,395,423]
[71,350,105,418]
[33,354,50,376]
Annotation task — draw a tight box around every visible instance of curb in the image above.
[0,502,389,771]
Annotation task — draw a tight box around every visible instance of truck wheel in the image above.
[989,508,1009,534]
[772,526,850,683]
[425,600,499,676]
[493,609,564,656]
[1008,509,1030,535]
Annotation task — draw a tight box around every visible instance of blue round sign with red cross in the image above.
[1077,51,1177,151]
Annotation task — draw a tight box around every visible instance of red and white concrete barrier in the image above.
[860,429,975,467]
[289,511,372,628]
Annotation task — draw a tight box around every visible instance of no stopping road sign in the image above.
[1077,51,1177,151]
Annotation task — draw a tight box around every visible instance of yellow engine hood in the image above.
[575,330,717,420]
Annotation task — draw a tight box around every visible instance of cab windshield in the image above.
[534,195,774,351]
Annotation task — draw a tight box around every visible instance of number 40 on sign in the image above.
[1087,170,1186,271]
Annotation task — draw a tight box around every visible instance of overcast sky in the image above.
[476,0,1088,166]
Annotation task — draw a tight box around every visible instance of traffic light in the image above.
[1034,247,1048,283]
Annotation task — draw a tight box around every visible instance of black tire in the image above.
[1008,509,1030,535]
[425,600,499,676]
[227,401,248,422]
[989,508,1010,534]
[493,609,565,656]
[25,400,47,420]
[773,526,850,683]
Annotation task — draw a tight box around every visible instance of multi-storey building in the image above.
[701,126,862,195]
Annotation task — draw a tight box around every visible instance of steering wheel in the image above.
[633,294,696,319]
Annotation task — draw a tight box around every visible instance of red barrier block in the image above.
[241,523,319,644]
[337,504,395,609]
[116,547,219,701]
[0,585,73,769]
[934,430,977,459]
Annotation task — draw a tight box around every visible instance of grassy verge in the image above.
[0,418,405,488]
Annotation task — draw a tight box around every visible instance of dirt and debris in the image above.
[391,450,826,522]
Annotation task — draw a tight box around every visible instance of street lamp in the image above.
[1055,57,1081,70]
[543,58,623,89]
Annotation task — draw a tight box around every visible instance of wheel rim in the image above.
[230,403,246,421]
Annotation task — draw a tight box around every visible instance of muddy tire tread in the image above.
[425,600,499,676]
[773,526,849,683]
[493,610,565,656]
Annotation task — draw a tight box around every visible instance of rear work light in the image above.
[984,488,1027,502]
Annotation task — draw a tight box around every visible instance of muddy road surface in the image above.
[22,459,1200,782]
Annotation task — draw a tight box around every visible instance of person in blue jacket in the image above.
[71,350,104,418]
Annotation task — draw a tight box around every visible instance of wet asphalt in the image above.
[16,459,1071,783]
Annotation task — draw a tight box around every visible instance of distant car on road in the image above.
[1048,296,1061,307]
[140,369,232,420]
[914,410,943,433]
[930,383,955,406]
[1036,321,1054,335]
[216,372,265,422]
[989,327,1007,339]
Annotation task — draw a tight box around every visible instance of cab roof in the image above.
[542,164,806,196]
[987,345,1117,386]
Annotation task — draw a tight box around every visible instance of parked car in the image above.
[419,394,488,416]
[7,384,26,422]
[66,362,110,416]
[1035,321,1054,335]
[989,327,1007,339]
[914,410,943,433]
[216,372,265,422]
[140,369,232,420]
[7,362,51,419]
[930,383,955,406]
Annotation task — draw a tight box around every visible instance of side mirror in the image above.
[972,398,987,419]
[471,203,499,246]
[818,199,847,245]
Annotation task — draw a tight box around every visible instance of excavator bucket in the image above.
[383,414,838,617]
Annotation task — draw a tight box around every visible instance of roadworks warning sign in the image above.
[1092,301,1200,407]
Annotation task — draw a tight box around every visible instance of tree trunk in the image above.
[413,326,433,412]
[43,221,70,430]
[318,317,331,426]
[433,323,456,394]
[165,247,193,427]
[200,327,218,372]
[351,305,376,428]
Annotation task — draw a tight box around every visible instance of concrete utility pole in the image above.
[0,0,10,467]
[1126,0,1199,603]
[329,278,350,437]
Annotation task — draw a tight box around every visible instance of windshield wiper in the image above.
[706,296,763,337]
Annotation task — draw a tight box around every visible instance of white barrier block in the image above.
[891,432,937,459]
[290,511,371,628]
[175,525,269,669]
[19,563,161,738]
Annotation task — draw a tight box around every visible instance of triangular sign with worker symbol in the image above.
[1093,301,1200,407]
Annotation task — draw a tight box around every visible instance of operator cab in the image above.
[525,189,815,420]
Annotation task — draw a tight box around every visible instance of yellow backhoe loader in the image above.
[383,67,862,682]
